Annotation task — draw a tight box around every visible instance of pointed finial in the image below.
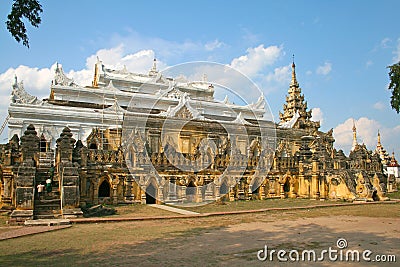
[152,58,157,71]
[377,130,381,145]
[351,119,358,151]
[290,55,298,87]
[292,54,295,68]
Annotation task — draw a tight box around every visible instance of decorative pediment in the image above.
[53,63,77,87]
[156,81,183,99]
[104,80,120,91]
[159,93,204,120]
[104,100,126,114]
[247,94,266,110]
[278,110,300,129]
[11,76,42,105]
[232,112,251,125]
[104,65,129,75]
[223,95,232,105]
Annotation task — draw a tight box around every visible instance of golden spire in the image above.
[377,130,381,146]
[92,56,101,88]
[290,54,298,87]
[351,119,358,151]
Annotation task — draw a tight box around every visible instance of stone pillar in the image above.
[280,183,285,199]
[1,171,13,207]
[167,177,177,202]
[215,185,220,200]
[112,177,119,205]
[196,186,203,203]
[14,163,36,210]
[57,127,82,218]
[312,155,320,199]
[20,124,40,163]
[93,182,99,204]
[204,184,214,201]
[229,186,235,201]
[10,125,40,223]
[157,186,164,204]
[124,175,135,203]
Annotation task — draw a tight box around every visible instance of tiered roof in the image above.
[278,60,319,131]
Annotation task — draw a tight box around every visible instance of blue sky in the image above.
[0,0,399,157]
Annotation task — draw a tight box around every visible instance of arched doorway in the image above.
[219,181,229,201]
[252,183,260,200]
[146,183,156,204]
[186,180,196,202]
[220,181,228,195]
[98,180,111,198]
[283,179,290,193]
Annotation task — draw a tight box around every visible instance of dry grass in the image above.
[175,198,346,213]
[109,203,177,217]
[387,190,400,199]
[0,202,398,266]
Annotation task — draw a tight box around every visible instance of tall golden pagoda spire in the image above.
[290,55,299,87]
[377,130,381,145]
[351,119,358,151]
[375,130,390,164]
[279,56,319,131]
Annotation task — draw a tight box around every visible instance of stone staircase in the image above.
[34,152,62,219]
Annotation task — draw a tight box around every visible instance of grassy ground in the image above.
[0,202,398,266]
[387,190,400,199]
[108,203,176,217]
[174,198,346,213]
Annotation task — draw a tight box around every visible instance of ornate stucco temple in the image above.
[0,58,397,222]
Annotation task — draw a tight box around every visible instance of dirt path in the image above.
[0,225,71,241]
[123,216,399,266]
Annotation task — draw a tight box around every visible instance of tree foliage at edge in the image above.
[6,0,43,48]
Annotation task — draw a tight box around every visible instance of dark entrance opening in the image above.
[252,181,260,200]
[219,181,229,201]
[372,190,379,201]
[283,179,290,193]
[89,143,98,149]
[98,180,111,198]
[220,182,228,195]
[146,183,156,204]
[186,181,196,202]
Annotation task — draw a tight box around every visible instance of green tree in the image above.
[388,62,400,113]
[6,0,43,48]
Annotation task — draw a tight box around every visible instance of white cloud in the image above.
[311,107,324,125]
[205,39,225,51]
[230,44,282,77]
[256,64,292,94]
[306,70,313,75]
[373,101,385,110]
[381,37,391,49]
[366,60,373,68]
[333,117,400,156]
[0,46,169,137]
[316,62,332,75]
[265,65,291,83]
